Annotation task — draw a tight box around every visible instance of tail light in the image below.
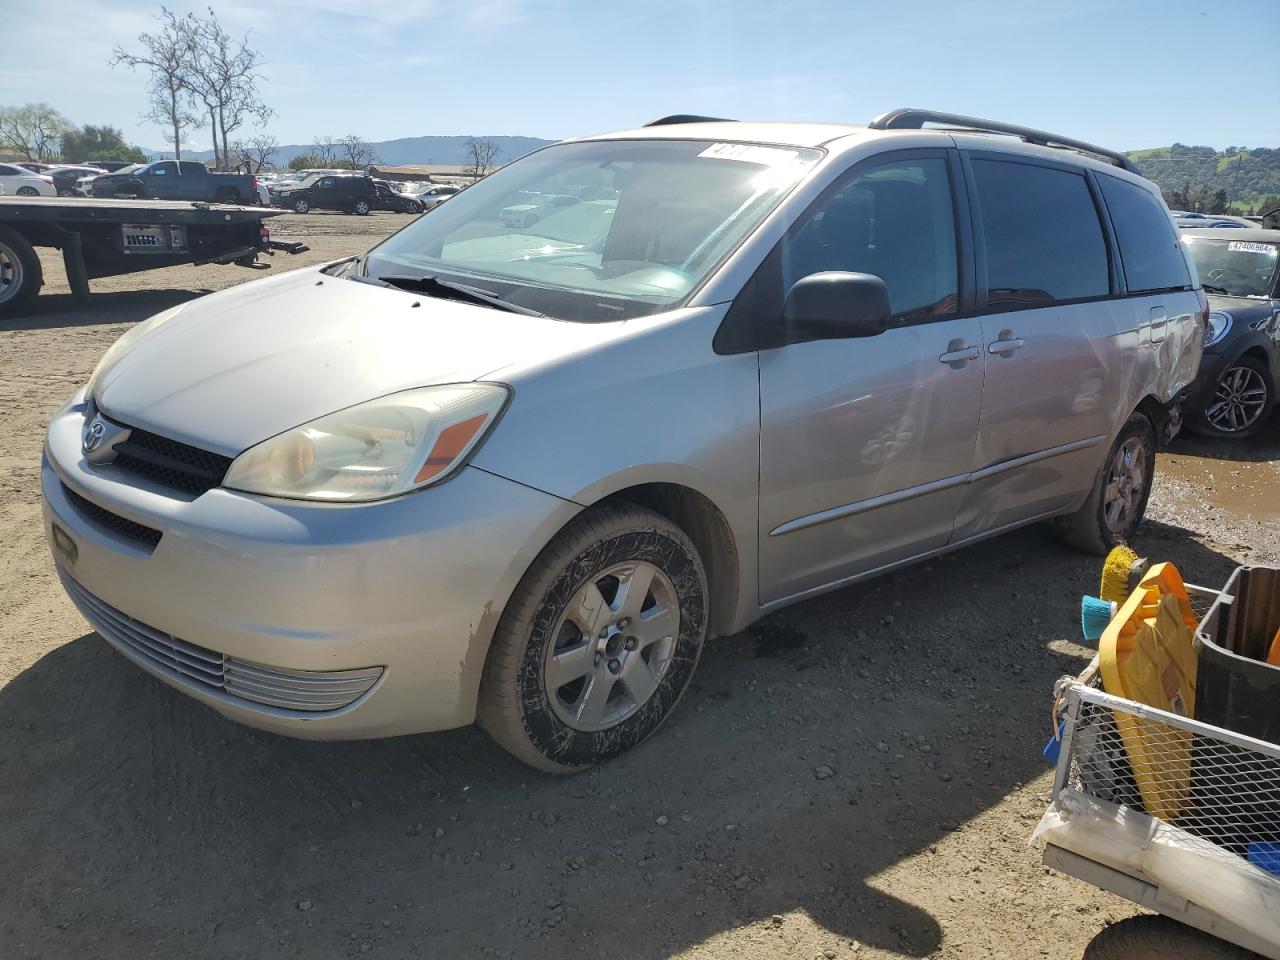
[252,176,259,190]
[41,176,54,184]
[259,225,270,247]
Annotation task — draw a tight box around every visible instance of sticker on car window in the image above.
[698,143,801,166]
[1228,241,1278,255]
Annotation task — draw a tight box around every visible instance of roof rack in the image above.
[868,108,1138,173]
[644,114,735,127]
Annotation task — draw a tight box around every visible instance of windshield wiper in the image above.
[373,274,547,317]
[1201,283,1231,295]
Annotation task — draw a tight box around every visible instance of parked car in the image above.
[0,162,56,197]
[47,165,107,197]
[1181,228,1280,437]
[82,160,134,173]
[409,183,461,211]
[498,193,580,227]
[88,160,260,204]
[14,161,59,175]
[271,173,377,214]
[372,180,425,214]
[43,110,1204,771]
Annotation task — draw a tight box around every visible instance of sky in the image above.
[1,0,1276,154]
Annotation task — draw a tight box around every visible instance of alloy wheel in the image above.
[16,187,38,197]
[543,561,679,732]
[1103,437,1148,533]
[1205,365,1269,434]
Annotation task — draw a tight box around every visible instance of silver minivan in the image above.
[43,110,1205,771]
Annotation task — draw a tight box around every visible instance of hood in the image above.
[95,266,607,456]
[1206,294,1278,324]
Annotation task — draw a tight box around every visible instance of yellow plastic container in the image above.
[1098,562,1199,821]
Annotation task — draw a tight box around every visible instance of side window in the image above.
[151,162,175,176]
[1097,175,1191,293]
[317,178,334,189]
[178,161,205,175]
[970,159,1110,310]
[781,156,959,324]
[0,165,17,176]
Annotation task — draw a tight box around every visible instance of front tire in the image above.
[1193,355,1273,439]
[478,504,708,773]
[1053,412,1156,554]
[292,199,310,214]
[1083,915,1256,959]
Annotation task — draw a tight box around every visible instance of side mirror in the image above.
[781,271,892,342]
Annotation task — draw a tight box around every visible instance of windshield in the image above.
[114,164,144,176]
[1185,237,1280,298]
[362,138,823,321]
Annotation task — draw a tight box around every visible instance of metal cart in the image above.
[1041,584,1280,959]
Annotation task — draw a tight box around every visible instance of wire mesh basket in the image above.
[1055,683,1280,863]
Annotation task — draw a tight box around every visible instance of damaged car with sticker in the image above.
[42,111,1204,771]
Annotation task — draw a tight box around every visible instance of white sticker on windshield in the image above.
[698,143,801,166]
[1228,241,1277,255]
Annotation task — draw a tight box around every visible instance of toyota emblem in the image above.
[83,417,107,454]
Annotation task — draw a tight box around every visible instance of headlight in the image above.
[86,303,187,400]
[1204,310,1233,348]
[223,384,510,502]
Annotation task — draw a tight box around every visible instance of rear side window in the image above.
[1097,175,1191,293]
[971,159,1110,310]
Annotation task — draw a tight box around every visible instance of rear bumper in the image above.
[42,389,580,739]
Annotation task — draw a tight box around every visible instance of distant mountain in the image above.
[1126,144,1280,214]
[150,134,555,167]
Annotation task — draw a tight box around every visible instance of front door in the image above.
[758,152,985,604]
[954,154,1123,539]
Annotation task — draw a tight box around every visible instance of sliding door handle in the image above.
[988,329,1025,356]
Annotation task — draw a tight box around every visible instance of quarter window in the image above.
[971,159,1110,309]
[1097,174,1191,293]
[782,157,959,323]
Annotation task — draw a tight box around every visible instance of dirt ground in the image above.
[3,211,1278,960]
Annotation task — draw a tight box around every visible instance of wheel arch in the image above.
[592,481,741,641]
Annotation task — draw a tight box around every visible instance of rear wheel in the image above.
[16,186,39,197]
[353,199,371,215]
[1053,412,1155,554]
[292,198,310,214]
[478,504,708,773]
[214,188,238,205]
[1194,355,1273,439]
[0,225,43,318]
[1082,915,1257,959]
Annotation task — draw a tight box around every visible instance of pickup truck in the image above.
[86,161,260,205]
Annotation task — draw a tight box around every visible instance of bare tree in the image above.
[311,134,337,165]
[230,131,278,172]
[0,103,73,161]
[111,8,198,162]
[195,8,270,170]
[338,134,377,170]
[464,137,499,177]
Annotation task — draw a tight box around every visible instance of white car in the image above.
[0,162,56,197]
[410,184,461,211]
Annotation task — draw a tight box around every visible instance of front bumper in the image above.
[1184,347,1236,415]
[42,390,579,739]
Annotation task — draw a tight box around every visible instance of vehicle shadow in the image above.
[1,288,209,331]
[1166,414,1280,464]
[0,518,1240,959]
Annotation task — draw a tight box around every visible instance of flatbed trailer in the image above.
[0,197,307,318]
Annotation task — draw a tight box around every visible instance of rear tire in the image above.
[478,504,708,773]
[1082,915,1257,959]
[0,224,43,318]
[16,186,39,197]
[354,199,370,215]
[1053,412,1156,554]
[214,188,238,205]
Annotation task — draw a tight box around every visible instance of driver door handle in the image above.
[938,345,980,365]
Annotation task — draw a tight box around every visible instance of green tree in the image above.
[1209,189,1229,215]
[288,152,325,171]
[0,103,72,160]
[61,125,146,163]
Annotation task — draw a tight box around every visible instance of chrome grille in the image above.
[60,574,382,712]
